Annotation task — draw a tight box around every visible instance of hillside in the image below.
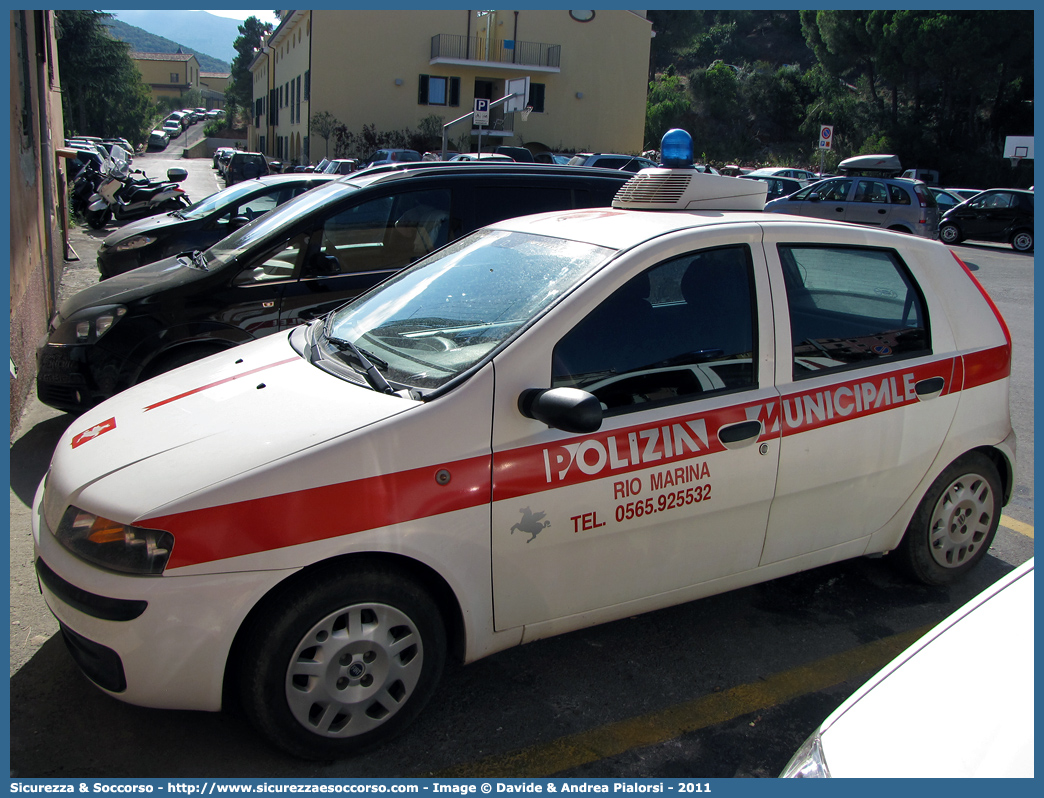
[103,13,232,72]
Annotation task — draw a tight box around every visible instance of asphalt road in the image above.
[8,171,1034,778]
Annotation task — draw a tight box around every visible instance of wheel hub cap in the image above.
[284,602,424,738]
[928,474,995,568]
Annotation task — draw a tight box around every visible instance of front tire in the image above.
[1011,229,1033,252]
[239,566,447,760]
[939,223,963,245]
[895,452,1002,585]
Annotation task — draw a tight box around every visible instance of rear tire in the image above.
[239,566,446,760]
[85,208,110,229]
[895,452,1001,585]
[1011,229,1033,252]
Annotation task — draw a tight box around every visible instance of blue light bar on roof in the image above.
[660,129,694,169]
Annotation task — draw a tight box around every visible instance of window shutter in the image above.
[418,75,429,104]
[304,70,310,100]
[449,77,460,107]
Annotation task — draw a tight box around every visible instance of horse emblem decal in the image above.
[510,507,550,543]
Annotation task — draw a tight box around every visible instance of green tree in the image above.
[645,67,693,147]
[55,10,155,145]
[228,16,274,112]
[310,111,340,158]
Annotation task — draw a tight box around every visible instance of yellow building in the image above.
[132,50,201,102]
[250,9,652,163]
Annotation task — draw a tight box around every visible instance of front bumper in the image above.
[32,480,297,711]
[36,342,114,414]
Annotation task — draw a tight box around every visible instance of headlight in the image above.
[779,732,830,778]
[112,235,157,252]
[48,305,127,344]
[54,506,174,575]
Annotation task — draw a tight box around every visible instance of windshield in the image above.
[318,230,614,392]
[204,181,360,268]
[180,180,270,219]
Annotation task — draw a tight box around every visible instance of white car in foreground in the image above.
[782,558,1034,778]
[33,131,1015,759]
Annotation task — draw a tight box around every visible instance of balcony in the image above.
[431,34,561,72]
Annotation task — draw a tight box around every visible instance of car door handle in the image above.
[717,419,763,450]
[877,208,887,214]
[834,207,844,214]
[915,376,946,401]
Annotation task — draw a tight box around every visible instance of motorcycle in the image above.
[85,146,191,229]
[70,161,104,218]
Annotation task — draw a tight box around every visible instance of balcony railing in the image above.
[431,34,561,69]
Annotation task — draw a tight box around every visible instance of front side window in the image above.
[780,245,930,379]
[813,179,852,202]
[552,246,756,412]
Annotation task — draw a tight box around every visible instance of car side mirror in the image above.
[518,387,602,434]
[808,193,821,202]
[228,215,250,230]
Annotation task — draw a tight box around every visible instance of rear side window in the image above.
[779,246,930,379]
[888,184,912,205]
[472,185,573,228]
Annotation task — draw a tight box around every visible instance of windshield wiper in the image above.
[189,250,209,271]
[327,336,396,395]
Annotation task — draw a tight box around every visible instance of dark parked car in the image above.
[224,151,270,186]
[738,174,805,200]
[938,188,1033,252]
[96,174,340,279]
[37,164,633,413]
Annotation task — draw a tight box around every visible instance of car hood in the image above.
[814,560,1034,777]
[101,212,192,245]
[58,255,208,318]
[44,333,416,529]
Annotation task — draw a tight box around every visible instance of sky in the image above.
[204,9,281,26]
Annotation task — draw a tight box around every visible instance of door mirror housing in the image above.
[518,388,602,434]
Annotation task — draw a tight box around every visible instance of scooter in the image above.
[70,161,104,218]
[85,146,191,228]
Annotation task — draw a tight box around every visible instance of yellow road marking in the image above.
[433,623,935,778]
[1001,515,1034,539]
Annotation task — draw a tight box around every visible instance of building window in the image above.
[304,70,310,101]
[296,75,302,123]
[170,72,179,83]
[418,75,460,107]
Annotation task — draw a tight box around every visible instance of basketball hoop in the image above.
[520,106,533,121]
[1010,156,1023,169]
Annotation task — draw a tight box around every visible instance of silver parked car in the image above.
[765,176,940,238]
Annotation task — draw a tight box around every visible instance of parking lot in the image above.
[9,155,1034,777]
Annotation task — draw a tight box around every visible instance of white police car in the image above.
[33,131,1015,759]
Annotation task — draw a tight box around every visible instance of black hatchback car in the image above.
[97,174,339,278]
[37,164,633,413]
[938,188,1034,252]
